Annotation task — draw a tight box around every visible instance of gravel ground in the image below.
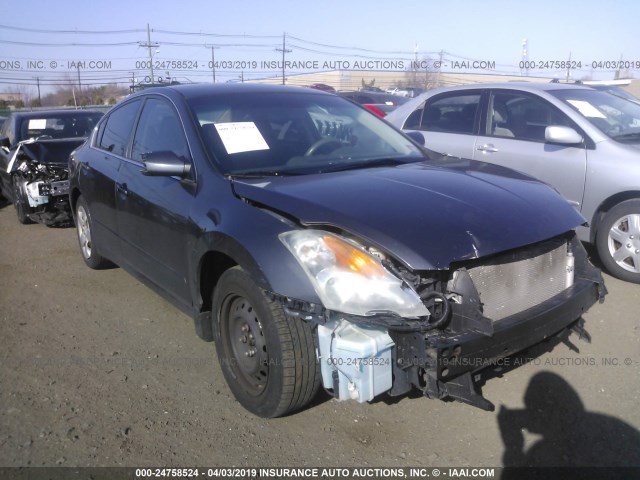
[0,200,639,471]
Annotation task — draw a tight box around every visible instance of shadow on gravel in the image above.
[45,220,75,229]
[0,196,74,227]
[498,371,640,474]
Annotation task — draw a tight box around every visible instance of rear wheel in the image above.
[596,199,640,284]
[213,266,320,417]
[75,195,111,269]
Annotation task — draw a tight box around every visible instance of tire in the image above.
[213,266,321,417]
[13,177,34,225]
[75,195,111,269]
[596,199,640,284]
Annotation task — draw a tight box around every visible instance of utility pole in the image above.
[438,50,444,87]
[147,23,154,84]
[275,32,292,85]
[206,45,219,83]
[36,77,41,105]
[413,42,418,86]
[139,23,159,84]
[615,53,624,79]
[521,38,529,77]
[77,65,81,92]
[566,52,572,82]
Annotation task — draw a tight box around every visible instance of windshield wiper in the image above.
[319,157,422,173]
[229,170,303,179]
[612,132,640,141]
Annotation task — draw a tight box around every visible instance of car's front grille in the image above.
[466,239,571,321]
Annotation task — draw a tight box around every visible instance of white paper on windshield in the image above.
[567,100,607,119]
[28,119,47,129]
[214,122,269,155]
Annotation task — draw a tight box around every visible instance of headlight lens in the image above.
[280,230,429,318]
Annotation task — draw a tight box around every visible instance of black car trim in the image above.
[90,95,199,183]
[135,94,199,182]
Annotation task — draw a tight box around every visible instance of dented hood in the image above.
[19,138,85,166]
[232,159,585,270]
[7,138,84,174]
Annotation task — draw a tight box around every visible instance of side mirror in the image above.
[406,131,425,146]
[545,126,583,145]
[142,151,191,177]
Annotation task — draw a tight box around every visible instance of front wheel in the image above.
[213,266,320,417]
[596,199,640,284]
[13,177,34,225]
[75,195,111,269]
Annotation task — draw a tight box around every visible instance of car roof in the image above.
[423,81,595,95]
[131,83,333,100]
[10,109,103,119]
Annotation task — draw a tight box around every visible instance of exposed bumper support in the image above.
[390,272,603,410]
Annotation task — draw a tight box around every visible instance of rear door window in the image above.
[404,92,481,135]
[98,100,141,157]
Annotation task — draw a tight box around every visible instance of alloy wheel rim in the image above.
[77,206,92,259]
[607,213,640,273]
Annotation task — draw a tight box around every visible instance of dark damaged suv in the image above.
[69,84,605,417]
[0,109,103,225]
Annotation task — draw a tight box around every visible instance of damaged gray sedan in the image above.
[69,84,606,417]
[0,109,103,225]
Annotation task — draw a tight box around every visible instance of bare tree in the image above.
[9,85,34,108]
[41,78,127,107]
[405,55,439,90]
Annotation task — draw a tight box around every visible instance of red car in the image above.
[307,83,336,93]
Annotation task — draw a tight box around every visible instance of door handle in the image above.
[116,182,129,196]
[477,144,498,153]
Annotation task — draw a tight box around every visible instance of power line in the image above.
[0,39,139,47]
[0,24,143,34]
[153,29,280,39]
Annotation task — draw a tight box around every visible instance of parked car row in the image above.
[385,81,640,284]
[386,87,425,98]
[64,83,605,417]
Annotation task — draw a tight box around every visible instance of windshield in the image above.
[188,92,425,176]
[550,89,640,142]
[589,85,640,103]
[18,113,102,142]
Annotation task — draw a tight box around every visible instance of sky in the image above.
[1,0,639,95]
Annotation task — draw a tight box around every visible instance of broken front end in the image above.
[8,139,83,226]
[282,232,606,411]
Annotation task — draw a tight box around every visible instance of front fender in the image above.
[189,201,322,316]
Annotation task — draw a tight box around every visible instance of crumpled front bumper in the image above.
[389,236,606,410]
[285,231,605,410]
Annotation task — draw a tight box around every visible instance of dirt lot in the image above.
[0,200,639,470]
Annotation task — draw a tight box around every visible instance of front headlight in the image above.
[280,230,429,318]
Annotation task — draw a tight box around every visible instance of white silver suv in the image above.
[386,82,640,283]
